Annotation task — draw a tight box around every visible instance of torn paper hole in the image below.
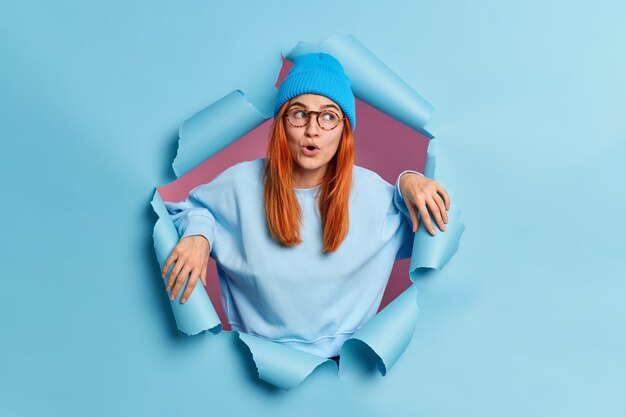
[152,33,465,390]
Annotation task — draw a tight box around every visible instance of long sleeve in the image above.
[163,188,218,254]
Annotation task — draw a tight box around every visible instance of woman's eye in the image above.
[293,110,307,119]
[321,111,337,121]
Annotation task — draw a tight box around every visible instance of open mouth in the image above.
[302,145,320,156]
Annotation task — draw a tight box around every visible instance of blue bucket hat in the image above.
[273,52,356,132]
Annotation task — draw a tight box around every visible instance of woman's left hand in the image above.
[399,173,450,235]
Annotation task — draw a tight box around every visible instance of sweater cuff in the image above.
[181,212,217,253]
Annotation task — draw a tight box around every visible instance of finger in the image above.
[406,199,419,233]
[180,270,199,304]
[416,199,436,235]
[162,252,177,278]
[436,183,451,210]
[200,262,207,287]
[166,259,184,291]
[433,193,448,223]
[426,197,446,232]
[170,266,192,301]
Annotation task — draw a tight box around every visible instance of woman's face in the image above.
[284,94,344,182]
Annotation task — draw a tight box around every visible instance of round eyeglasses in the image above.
[284,108,344,130]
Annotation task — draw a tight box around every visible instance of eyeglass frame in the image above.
[283,108,345,131]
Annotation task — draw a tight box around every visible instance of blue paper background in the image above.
[1,1,625,416]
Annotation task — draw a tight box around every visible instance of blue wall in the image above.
[1,1,625,416]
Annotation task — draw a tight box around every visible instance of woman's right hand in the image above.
[161,235,210,304]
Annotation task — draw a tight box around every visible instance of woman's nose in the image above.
[305,115,320,136]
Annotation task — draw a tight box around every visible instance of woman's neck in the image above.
[292,164,327,189]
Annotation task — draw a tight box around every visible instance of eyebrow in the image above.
[288,101,341,112]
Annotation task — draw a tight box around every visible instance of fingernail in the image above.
[170,294,175,300]
[181,298,187,303]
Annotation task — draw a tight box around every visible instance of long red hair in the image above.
[263,101,355,253]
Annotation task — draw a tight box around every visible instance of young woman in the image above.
[162,53,450,362]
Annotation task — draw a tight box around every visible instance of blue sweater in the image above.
[164,158,419,358]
